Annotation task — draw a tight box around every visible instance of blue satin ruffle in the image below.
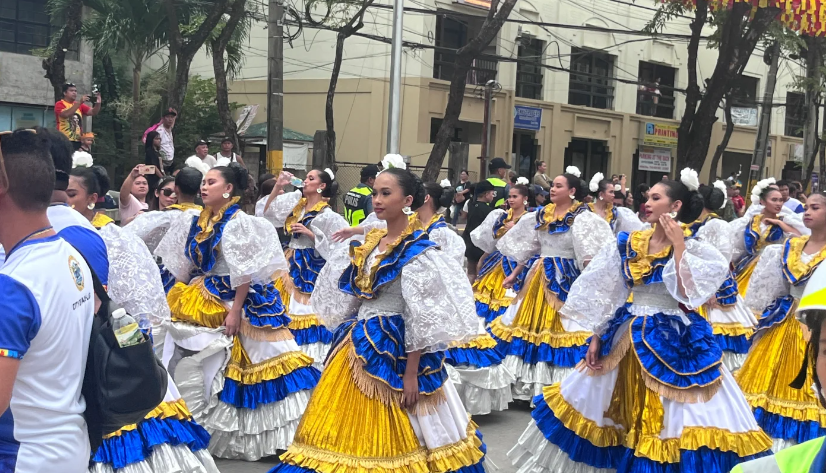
[350,314,447,395]
[754,407,826,444]
[616,446,769,473]
[477,301,507,326]
[535,203,588,235]
[618,231,671,288]
[203,275,289,329]
[426,215,448,233]
[184,204,241,272]
[290,247,326,295]
[445,342,505,369]
[292,324,334,347]
[92,415,210,469]
[219,366,321,409]
[714,334,751,354]
[498,336,587,367]
[159,265,176,294]
[541,256,580,303]
[476,251,504,280]
[505,255,539,293]
[714,274,739,306]
[755,295,795,333]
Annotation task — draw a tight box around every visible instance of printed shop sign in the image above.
[638,146,672,173]
[642,122,678,148]
[514,105,542,131]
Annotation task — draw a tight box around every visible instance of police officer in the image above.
[487,157,511,208]
[344,164,379,226]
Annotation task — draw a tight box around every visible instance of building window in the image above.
[568,48,615,109]
[636,61,676,119]
[433,14,497,85]
[564,138,609,179]
[0,0,79,59]
[785,92,804,138]
[516,37,543,100]
[730,76,759,107]
[0,103,54,130]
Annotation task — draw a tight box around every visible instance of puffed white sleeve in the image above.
[561,239,629,333]
[99,224,171,324]
[262,190,302,227]
[470,209,506,254]
[695,218,734,262]
[222,213,288,288]
[729,216,749,264]
[309,245,360,330]
[782,212,811,236]
[572,211,614,267]
[401,249,478,353]
[430,227,466,267]
[614,207,645,235]
[310,209,351,261]
[123,211,173,253]
[663,239,729,309]
[361,212,386,232]
[153,211,196,284]
[744,244,787,313]
[496,211,540,263]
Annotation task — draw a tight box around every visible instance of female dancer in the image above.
[686,182,758,371]
[736,192,826,451]
[730,181,805,297]
[489,167,613,400]
[155,164,319,460]
[588,172,644,234]
[66,166,218,473]
[270,167,485,473]
[470,184,533,324]
[509,174,772,473]
[263,169,347,367]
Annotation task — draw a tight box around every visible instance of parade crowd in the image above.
[4,99,826,473]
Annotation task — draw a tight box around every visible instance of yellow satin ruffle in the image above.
[737,311,826,425]
[225,342,315,385]
[288,314,326,331]
[542,383,625,447]
[785,236,826,282]
[711,322,754,338]
[489,266,590,348]
[285,198,329,236]
[91,212,114,229]
[103,398,193,438]
[472,263,512,310]
[451,333,498,350]
[734,259,756,298]
[636,428,772,464]
[167,280,227,329]
[351,215,421,298]
[626,229,672,286]
[194,197,240,243]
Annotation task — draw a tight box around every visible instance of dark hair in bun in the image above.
[175,166,202,197]
[384,168,426,210]
[561,173,587,201]
[70,165,110,198]
[216,162,248,197]
[698,184,725,212]
[421,182,454,211]
[313,168,338,198]
[591,179,613,199]
[760,185,781,201]
[660,180,704,223]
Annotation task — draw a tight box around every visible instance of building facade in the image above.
[188,0,811,186]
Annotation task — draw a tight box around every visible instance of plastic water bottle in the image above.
[112,308,146,347]
[137,313,152,342]
[290,176,304,188]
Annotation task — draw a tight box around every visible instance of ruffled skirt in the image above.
[489,262,589,400]
[696,295,757,372]
[270,314,487,473]
[473,252,515,325]
[735,296,826,451]
[89,376,218,473]
[509,308,772,473]
[166,277,321,460]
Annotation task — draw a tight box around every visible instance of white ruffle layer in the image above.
[508,419,612,473]
[298,341,331,371]
[503,356,574,401]
[722,351,748,373]
[89,444,219,473]
[446,364,514,415]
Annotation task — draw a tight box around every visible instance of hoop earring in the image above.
[598,195,603,201]
[570,194,575,201]
[317,188,323,194]
[523,201,528,207]
[222,192,230,199]
[668,211,678,219]
[87,203,95,210]
[403,206,413,215]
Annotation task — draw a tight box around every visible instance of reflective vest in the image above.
[487,177,508,208]
[731,437,825,473]
[344,184,372,226]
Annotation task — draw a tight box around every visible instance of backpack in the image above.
[78,254,168,451]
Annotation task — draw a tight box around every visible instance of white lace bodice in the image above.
[124,208,200,253]
[263,190,350,259]
[745,243,822,311]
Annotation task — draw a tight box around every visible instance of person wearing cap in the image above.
[462,180,496,281]
[188,140,217,169]
[720,179,737,222]
[487,157,511,208]
[217,136,245,167]
[54,83,101,149]
[532,183,549,207]
[343,164,378,226]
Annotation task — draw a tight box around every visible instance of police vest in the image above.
[731,437,825,473]
[487,177,508,208]
[344,185,372,226]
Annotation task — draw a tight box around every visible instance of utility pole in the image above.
[386,0,403,154]
[748,42,780,184]
[803,37,822,191]
[267,0,284,173]
[479,80,496,179]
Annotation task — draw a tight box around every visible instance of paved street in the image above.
[215,402,533,472]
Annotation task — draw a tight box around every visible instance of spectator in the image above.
[0,128,95,472]
[462,180,496,281]
[720,181,737,222]
[507,170,517,186]
[78,133,94,155]
[611,174,619,184]
[187,140,216,169]
[732,183,745,217]
[661,174,669,181]
[119,165,150,224]
[151,176,177,211]
[144,130,165,193]
[613,190,626,207]
[344,164,379,226]
[158,109,176,171]
[486,157,511,208]
[532,184,549,208]
[54,83,101,150]
[777,179,805,213]
[633,183,649,217]
[451,170,472,225]
[216,137,245,167]
[533,161,550,191]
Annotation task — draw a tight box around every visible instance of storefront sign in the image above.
[731,107,758,127]
[514,105,542,131]
[642,122,678,148]
[638,146,672,172]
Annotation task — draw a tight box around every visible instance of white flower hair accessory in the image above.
[324,168,335,180]
[614,184,622,192]
[516,176,530,186]
[589,172,604,193]
[185,156,211,177]
[680,167,700,191]
[381,154,406,171]
[712,180,728,209]
[440,178,452,188]
[751,177,775,204]
[72,150,93,168]
[565,165,582,178]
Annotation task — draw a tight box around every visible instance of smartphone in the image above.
[140,165,156,175]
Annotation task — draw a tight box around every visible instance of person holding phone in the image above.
[54,83,101,150]
[118,164,152,224]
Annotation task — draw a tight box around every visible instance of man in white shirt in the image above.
[216,136,245,167]
[157,109,176,173]
[0,129,94,473]
[777,179,805,213]
[188,140,216,169]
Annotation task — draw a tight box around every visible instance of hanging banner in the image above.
[514,105,542,131]
[731,107,758,127]
[638,146,672,172]
[642,122,678,148]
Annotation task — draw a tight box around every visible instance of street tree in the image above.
[41,0,85,101]
[208,0,249,150]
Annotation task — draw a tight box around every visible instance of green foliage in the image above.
[170,75,239,163]
[642,2,688,36]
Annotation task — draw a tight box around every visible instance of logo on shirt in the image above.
[69,256,85,291]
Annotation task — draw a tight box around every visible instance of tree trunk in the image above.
[803,102,821,192]
[677,0,707,164]
[210,0,247,150]
[707,93,733,183]
[324,32,347,169]
[423,0,518,182]
[102,55,125,153]
[42,0,84,101]
[131,60,143,161]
